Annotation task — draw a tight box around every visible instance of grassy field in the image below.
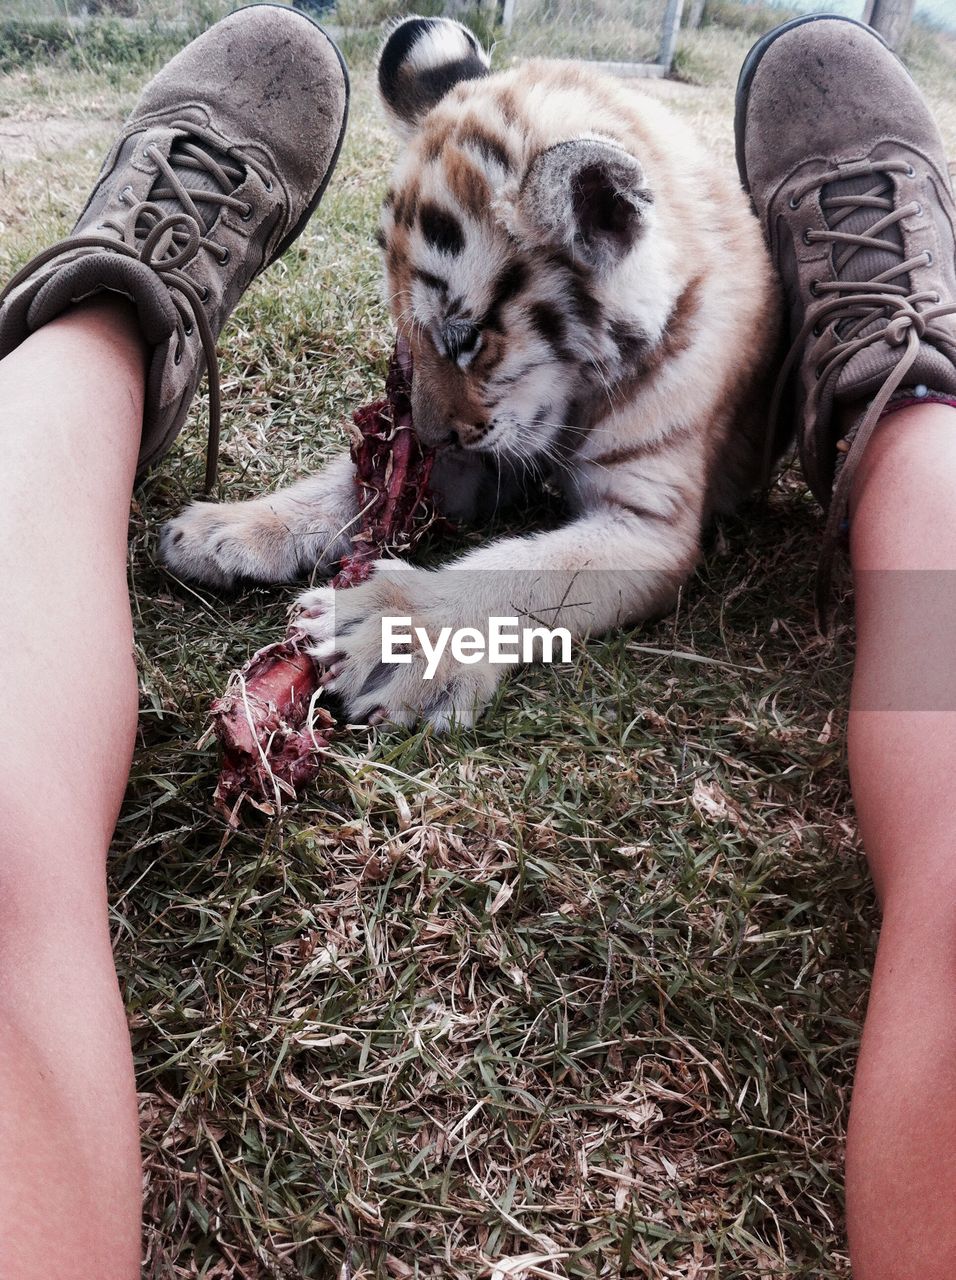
[2,8,956,1278]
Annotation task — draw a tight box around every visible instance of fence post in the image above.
[866,0,916,49]
[501,0,517,36]
[657,0,685,70]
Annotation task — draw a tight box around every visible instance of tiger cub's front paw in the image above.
[296,569,503,732]
[160,500,303,589]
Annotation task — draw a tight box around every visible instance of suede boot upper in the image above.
[736,14,956,616]
[0,4,348,486]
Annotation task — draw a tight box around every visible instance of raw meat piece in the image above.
[211,338,439,818]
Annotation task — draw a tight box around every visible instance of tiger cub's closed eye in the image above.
[442,322,482,363]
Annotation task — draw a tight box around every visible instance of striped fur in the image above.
[379,52,780,519]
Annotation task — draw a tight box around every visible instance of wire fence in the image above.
[0,0,683,72]
[330,0,681,69]
[496,0,676,68]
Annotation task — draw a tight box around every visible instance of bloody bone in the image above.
[211,338,438,818]
[211,630,333,814]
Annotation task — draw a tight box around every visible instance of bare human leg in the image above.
[735,18,956,1268]
[0,10,348,1276]
[0,298,146,1280]
[0,13,347,1271]
[845,400,956,1278]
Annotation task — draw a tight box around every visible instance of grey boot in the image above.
[0,3,349,489]
[735,15,956,611]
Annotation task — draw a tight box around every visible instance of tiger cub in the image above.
[161,16,781,730]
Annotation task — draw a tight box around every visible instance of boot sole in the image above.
[231,1,351,267]
[734,13,895,199]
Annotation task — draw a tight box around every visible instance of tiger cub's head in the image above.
[377,16,657,464]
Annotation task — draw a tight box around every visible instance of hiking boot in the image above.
[735,14,956,608]
[0,3,348,489]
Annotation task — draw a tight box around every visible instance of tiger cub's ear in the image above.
[378,16,491,137]
[514,139,653,272]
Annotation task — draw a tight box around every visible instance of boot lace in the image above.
[765,158,956,622]
[0,121,272,491]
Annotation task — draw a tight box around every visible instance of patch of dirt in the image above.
[0,114,117,167]
[632,75,707,100]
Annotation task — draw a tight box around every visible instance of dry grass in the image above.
[3,10,956,1279]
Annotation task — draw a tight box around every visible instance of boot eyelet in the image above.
[200,285,210,302]
[905,164,916,178]
[240,203,253,221]
[812,323,823,337]
[174,349,183,366]
[789,194,802,210]
[814,366,823,381]
[219,248,230,265]
[810,280,822,297]
[925,250,934,266]
[914,203,923,216]
[803,228,814,246]
[183,320,194,336]
[264,179,274,192]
